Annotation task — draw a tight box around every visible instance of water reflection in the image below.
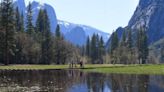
[0,70,163,92]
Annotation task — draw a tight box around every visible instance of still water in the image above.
[0,70,164,92]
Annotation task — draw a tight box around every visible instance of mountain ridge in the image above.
[14,0,110,46]
[58,20,110,43]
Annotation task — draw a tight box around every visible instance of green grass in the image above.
[83,64,164,75]
[0,65,68,70]
[0,64,122,70]
[1,64,164,75]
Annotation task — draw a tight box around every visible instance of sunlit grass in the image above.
[83,64,164,75]
[0,65,68,70]
[0,64,123,70]
[1,64,164,75]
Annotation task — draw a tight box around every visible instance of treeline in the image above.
[81,34,106,64]
[0,0,80,65]
[108,28,149,64]
[82,27,149,64]
[79,27,162,64]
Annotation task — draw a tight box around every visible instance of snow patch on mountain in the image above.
[14,0,110,46]
[58,20,110,45]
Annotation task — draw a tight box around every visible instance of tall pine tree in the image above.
[15,7,21,32]
[91,34,97,63]
[26,2,35,35]
[54,24,62,64]
[96,34,100,60]
[127,29,132,49]
[142,30,148,64]
[42,9,52,64]
[36,9,52,64]
[120,31,126,47]
[36,9,44,33]
[110,32,119,54]
[137,28,148,64]
[86,36,90,57]
[99,36,105,63]
[20,12,24,32]
[1,0,16,65]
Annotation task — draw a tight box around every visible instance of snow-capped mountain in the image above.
[58,20,77,35]
[58,20,110,45]
[14,0,110,46]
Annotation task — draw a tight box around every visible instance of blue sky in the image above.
[25,0,139,34]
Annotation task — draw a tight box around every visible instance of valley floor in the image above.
[0,64,164,75]
[84,64,164,75]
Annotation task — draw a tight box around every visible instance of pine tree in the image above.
[1,0,16,65]
[137,28,149,64]
[55,24,61,39]
[142,30,148,64]
[126,29,133,64]
[15,7,21,32]
[100,36,105,55]
[120,31,126,47]
[86,36,90,57]
[43,9,52,64]
[36,9,52,64]
[110,32,119,54]
[127,29,132,49]
[54,24,62,64]
[36,9,44,33]
[26,2,35,35]
[137,29,142,64]
[90,34,97,63]
[14,9,24,64]
[96,34,100,60]
[99,36,105,63]
[20,12,24,32]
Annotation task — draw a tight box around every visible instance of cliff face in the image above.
[128,0,164,44]
[106,0,164,48]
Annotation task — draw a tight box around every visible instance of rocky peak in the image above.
[128,0,164,44]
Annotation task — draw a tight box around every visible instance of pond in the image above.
[0,70,164,92]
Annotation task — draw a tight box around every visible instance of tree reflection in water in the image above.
[0,70,163,92]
